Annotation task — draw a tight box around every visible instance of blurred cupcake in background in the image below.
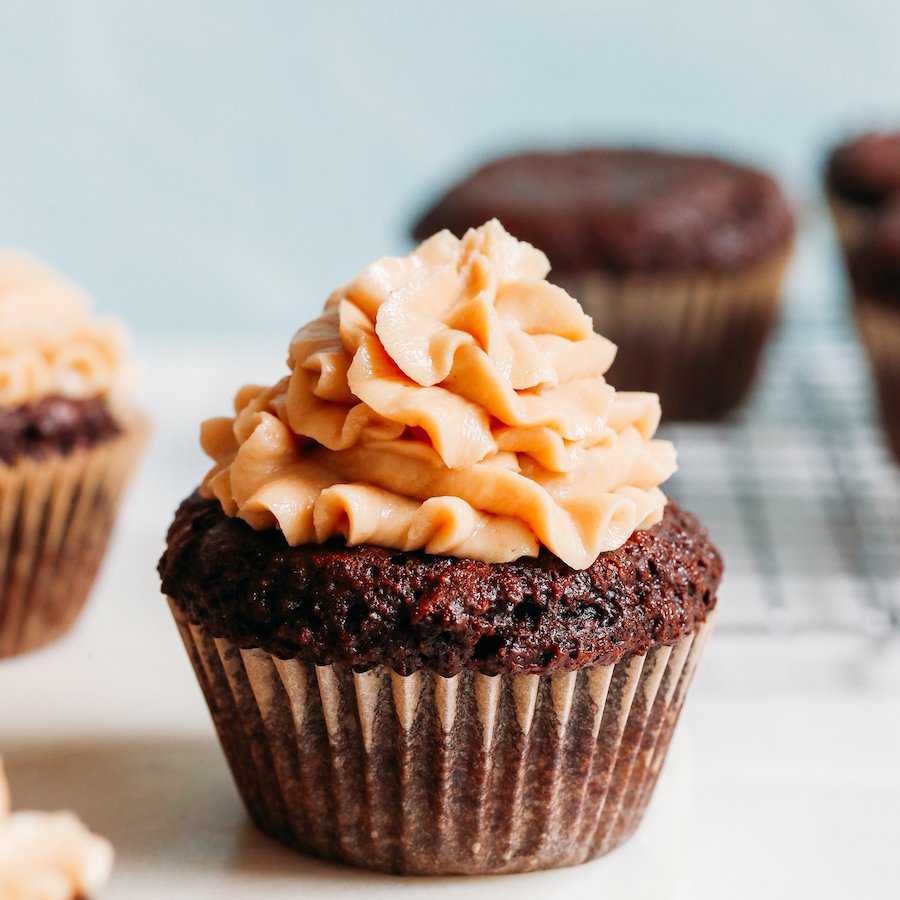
[0,251,148,658]
[826,132,900,253]
[413,148,795,421]
[852,206,900,461]
[826,132,900,462]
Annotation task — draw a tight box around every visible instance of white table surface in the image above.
[1,336,899,899]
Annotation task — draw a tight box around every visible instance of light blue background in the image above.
[1,1,898,335]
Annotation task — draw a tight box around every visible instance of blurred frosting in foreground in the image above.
[0,251,137,411]
[0,757,113,900]
[201,220,676,568]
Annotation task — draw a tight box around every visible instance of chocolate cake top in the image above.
[160,492,722,677]
[0,396,121,466]
[827,132,900,205]
[412,148,793,274]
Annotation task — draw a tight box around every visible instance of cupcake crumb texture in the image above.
[161,492,721,675]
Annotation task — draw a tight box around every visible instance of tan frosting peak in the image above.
[0,757,114,900]
[200,220,676,568]
[0,250,137,410]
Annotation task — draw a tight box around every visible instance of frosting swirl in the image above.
[0,757,114,900]
[200,221,676,568]
[0,251,136,410]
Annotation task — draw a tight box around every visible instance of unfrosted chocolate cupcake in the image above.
[826,132,900,252]
[825,133,900,461]
[413,148,795,420]
[0,252,148,657]
[840,197,900,461]
[159,221,722,875]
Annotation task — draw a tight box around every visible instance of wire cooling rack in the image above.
[661,308,900,637]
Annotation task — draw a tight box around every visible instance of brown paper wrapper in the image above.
[856,299,900,462]
[0,412,149,658]
[554,250,791,421]
[826,190,879,258]
[170,600,716,875]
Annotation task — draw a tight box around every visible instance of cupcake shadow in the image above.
[0,736,314,878]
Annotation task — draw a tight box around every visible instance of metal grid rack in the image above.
[660,310,900,637]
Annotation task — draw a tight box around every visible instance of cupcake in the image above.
[826,133,900,461]
[842,200,900,460]
[159,221,722,875]
[0,252,147,657]
[412,148,795,420]
[826,131,900,253]
[0,755,114,899]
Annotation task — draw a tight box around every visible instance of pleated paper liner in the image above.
[0,412,149,658]
[554,249,791,421]
[826,190,880,258]
[171,600,716,875]
[855,298,900,463]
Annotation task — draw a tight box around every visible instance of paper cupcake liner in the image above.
[170,601,716,875]
[0,412,149,658]
[826,190,879,258]
[554,250,791,420]
[855,299,900,462]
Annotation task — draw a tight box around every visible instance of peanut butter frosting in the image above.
[200,221,677,569]
[0,757,114,900]
[0,251,137,411]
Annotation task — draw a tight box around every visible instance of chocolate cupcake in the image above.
[826,132,900,253]
[842,199,900,460]
[159,221,722,874]
[825,133,900,461]
[0,252,148,657]
[413,148,795,420]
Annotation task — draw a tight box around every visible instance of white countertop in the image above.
[0,336,898,899]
